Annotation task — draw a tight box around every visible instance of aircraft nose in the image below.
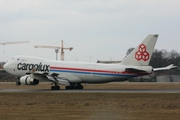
[3,62,12,74]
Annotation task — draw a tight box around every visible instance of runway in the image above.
[1,82,180,93]
[1,88,180,93]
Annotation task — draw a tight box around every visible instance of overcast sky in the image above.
[0,0,180,62]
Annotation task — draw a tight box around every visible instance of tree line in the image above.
[150,49,180,75]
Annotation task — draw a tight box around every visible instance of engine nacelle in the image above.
[20,75,39,85]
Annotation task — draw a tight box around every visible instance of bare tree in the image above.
[126,47,134,56]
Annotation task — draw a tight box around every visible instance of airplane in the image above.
[3,34,177,90]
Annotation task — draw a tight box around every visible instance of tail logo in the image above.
[135,44,149,61]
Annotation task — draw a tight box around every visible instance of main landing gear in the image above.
[51,83,60,90]
[65,83,84,90]
[51,83,83,90]
[51,74,60,90]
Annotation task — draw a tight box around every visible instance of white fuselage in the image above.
[4,55,153,84]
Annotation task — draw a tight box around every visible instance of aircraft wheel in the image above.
[66,86,73,90]
[79,85,83,89]
[66,86,71,90]
[57,86,60,90]
[51,86,60,90]
[65,86,69,90]
[75,85,83,89]
[66,84,83,90]
[51,86,54,90]
[76,84,83,89]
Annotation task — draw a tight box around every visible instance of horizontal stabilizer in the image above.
[125,68,148,73]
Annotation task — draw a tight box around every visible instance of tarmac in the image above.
[0,82,180,93]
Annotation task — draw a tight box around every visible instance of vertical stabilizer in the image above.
[121,34,158,66]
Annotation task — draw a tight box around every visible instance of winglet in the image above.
[153,64,178,71]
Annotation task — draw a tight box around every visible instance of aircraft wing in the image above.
[153,64,178,72]
[25,67,71,86]
[27,71,71,86]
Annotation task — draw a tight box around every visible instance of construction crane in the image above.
[0,41,29,61]
[34,40,73,61]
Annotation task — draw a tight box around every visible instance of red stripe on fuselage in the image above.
[50,66,114,73]
[50,66,148,75]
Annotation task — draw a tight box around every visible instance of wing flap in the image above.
[46,75,70,86]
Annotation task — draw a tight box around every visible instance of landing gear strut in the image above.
[66,83,83,90]
[51,75,60,90]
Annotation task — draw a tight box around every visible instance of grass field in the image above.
[0,83,180,120]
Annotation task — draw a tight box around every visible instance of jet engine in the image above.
[20,75,39,85]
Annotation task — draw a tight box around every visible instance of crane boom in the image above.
[34,45,73,50]
[0,41,29,45]
[34,45,61,49]
[34,40,73,61]
[0,40,29,62]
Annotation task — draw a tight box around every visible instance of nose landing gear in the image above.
[16,81,21,86]
[16,77,21,86]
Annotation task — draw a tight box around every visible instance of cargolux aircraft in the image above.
[3,34,177,90]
